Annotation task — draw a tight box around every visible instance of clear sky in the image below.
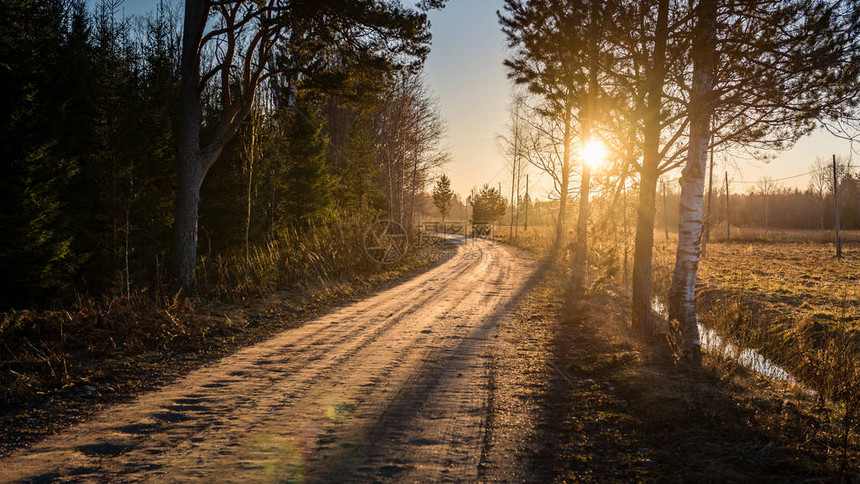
[424,0,516,197]
[108,0,856,198]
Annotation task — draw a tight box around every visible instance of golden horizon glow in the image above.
[582,140,606,169]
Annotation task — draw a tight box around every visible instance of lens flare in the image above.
[582,140,606,169]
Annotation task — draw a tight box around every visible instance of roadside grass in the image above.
[501,224,858,480]
[495,225,559,254]
[706,225,860,245]
[653,235,859,480]
[0,215,443,455]
[499,262,853,481]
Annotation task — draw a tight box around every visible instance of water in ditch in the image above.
[652,297,799,385]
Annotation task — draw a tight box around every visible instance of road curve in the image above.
[0,237,539,483]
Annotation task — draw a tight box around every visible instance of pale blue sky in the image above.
[109,0,855,198]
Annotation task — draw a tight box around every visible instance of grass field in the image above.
[504,226,859,479]
[654,231,859,467]
[698,239,860,332]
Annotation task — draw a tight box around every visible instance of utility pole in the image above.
[514,167,521,239]
[469,187,475,239]
[498,182,502,235]
[509,159,517,240]
[662,181,669,241]
[725,171,730,243]
[702,129,715,258]
[524,174,529,231]
[833,154,842,258]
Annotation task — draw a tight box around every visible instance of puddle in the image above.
[652,297,799,385]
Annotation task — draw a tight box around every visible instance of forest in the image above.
[0,0,449,311]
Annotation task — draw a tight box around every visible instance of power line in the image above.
[731,168,818,185]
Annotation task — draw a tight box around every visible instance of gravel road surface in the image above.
[0,237,544,483]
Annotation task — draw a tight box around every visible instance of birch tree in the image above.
[668,0,860,364]
[668,0,716,365]
[374,75,449,227]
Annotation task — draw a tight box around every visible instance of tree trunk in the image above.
[555,106,572,251]
[631,157,659,334]
[631,0,669,335]
[172,160,202,290]
[701,131,714,258]
[244,111,258,263]
[397,159,404,225]
[668,0,717,365]
[245,147,254,263]
[571,0,601,295]
[572,163,591,293]
[509,144,517,240]
[171,0,206,290]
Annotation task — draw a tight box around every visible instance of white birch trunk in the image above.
[668,0,717,364]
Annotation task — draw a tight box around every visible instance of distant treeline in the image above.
[656,165,860,231]
[0,0,446,309]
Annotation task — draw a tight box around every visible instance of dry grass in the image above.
[652,234,859,479]
[496,225,561,259]
[698,241,860,332]
[0,215,443,453]
[707,225,860,245]
[519,264,854,481]
[506,220,859,478]
[198,212,385,299]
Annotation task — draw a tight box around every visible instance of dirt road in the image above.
[0,237,542,483]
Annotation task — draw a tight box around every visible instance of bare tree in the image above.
[172,0,441,289]
[518,102,572,213]
[808,159,829,229]
[755,176,777,232]
[375,75,449,228]
[498,95,530,239]
[240,101,264,262]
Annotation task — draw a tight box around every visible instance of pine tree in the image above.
[339,114,384,212]
[279,95,336,227]
[471,184,507,223]
[0,0,82,308]
[432,175,455,226]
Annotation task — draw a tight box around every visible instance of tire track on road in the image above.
[0,238,538,483]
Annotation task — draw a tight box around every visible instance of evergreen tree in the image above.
[471,184,507,222]
[280,95,336,227]
[0,0,81,307]
[339,115,385,212]
[432,175,454,225]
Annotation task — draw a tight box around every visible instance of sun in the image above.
[582,140,606,169]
